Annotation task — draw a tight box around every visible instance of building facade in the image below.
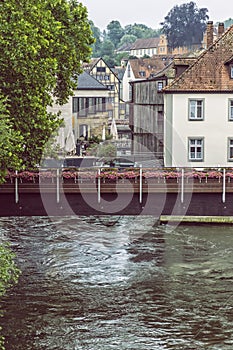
[164,23,233,167]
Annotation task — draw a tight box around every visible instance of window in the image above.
[97,67,106,73]
[228,138,233,160]
[188,138,204,161]
[78,98,87,117]
[88,98,95,114]
[139,71,145,77]
[229,100,233,120]
[231,66,233,79]
[127,64,131,78]
[157,81,163,91]
[189,99,204,120]
[96,97,106,112]
[79,124,88,139]
[72,97,78,113]
[107,84,115,91]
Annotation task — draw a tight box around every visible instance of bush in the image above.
[0,244,20,349]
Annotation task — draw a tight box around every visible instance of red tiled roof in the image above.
[130,37,160,50]
[164,25,233,92]
[129,57,167,79]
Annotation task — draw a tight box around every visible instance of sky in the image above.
[80,0,232,31]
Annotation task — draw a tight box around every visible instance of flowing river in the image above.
[1,216,233,349]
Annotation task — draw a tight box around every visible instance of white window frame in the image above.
[188,138,204,161]
[189,99,204,120]
[229,99,233,120]
[228,138,233,161]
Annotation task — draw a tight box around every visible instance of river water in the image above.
[0,216,233,349]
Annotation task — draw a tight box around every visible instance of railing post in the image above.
[181,168,184,203]
[139,164,142,204]
[15,170,19,204]
[98,168,101,204]
[222,168,226,203]
[56,168,60,204]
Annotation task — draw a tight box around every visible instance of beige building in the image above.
[72,71,110,141]
[83,58,122,120]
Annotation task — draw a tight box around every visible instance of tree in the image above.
[161,2,209,49]
[100,40,116,67]
[0,97,23,182]
[118,34,137,47]
[106,20,124,48]
[0,243,20,349]
[90,20,102,57]
[0,0,94,168]
[124,23,160,39]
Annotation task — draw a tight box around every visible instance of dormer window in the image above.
[139,71,145,77]
[225,57,233,78]
[231,66,233,78]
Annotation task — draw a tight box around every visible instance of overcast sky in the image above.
[80,0,232,30]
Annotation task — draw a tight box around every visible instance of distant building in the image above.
[122,57,172,102]
[130,37,160,58]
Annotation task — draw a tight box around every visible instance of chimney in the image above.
[218,22,225,37]
[206,21,214,48]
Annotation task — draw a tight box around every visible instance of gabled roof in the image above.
[116,42,132,52]
[76,71,108,90]
[164,25,233,92]
[82,58,100,72]
[112,67,125,81]
[130,37,160,50]
[83,57,120,81]
[129,57,169,79]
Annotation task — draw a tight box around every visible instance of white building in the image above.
[163,23,233,168]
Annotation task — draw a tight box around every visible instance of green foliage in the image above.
[99,39,116,67]
[0,244,20,297]
[0,243,20,349]
[100,40,115,57]
[0,97,24,183]
[0,0,94,168]
[102,55,116,68]
[161,1,209,49]
[87,142,116,158]
[89,20,161,61]
[115,52,130,66]
[97,143,117,158]
[90,20,102,57]
[124,23,160,39]
[106,20,124,48]
[119,34,137,47]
